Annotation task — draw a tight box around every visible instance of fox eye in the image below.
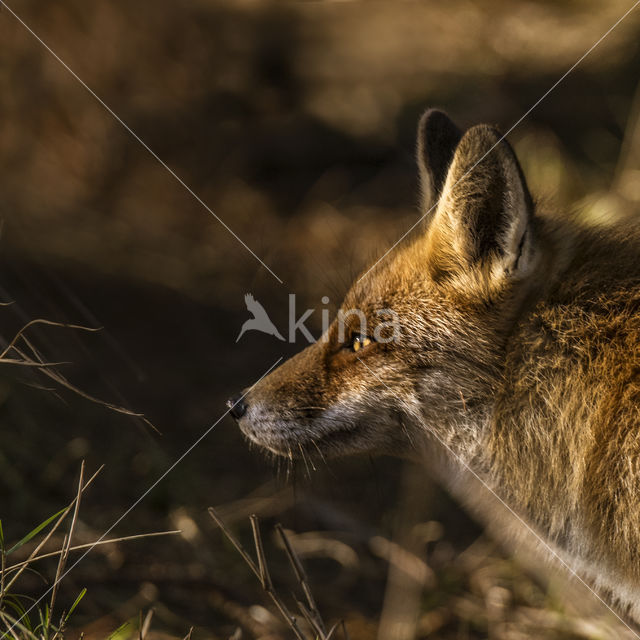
[351,334,372,352]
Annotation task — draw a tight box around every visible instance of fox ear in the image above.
[427,124,535,281]
[417,109,463,213]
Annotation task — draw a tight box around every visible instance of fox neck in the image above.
[412,213,578,503]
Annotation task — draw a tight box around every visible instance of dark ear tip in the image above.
[417,108,463,204]
[418,109,460,139]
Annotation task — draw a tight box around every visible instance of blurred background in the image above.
[1,1,640,638]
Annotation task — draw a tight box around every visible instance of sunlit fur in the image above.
[235,109,640,622]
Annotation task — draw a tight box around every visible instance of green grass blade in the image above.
[3,595,33,632]
[6,510,66,555]
[107,621,131,640]
[34,603,50,634]
[64,588,87,623]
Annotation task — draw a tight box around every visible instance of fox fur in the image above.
[232,109,640,622]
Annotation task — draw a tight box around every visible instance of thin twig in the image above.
[276,524,325,634]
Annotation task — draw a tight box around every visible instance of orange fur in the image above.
[231,110,640,622]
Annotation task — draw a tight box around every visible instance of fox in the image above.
[227,109,640,623]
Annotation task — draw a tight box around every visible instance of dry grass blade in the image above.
[48,462,85,639]
[0,522,6,611]
[2,465,103,595]
[0,613,23,640]
[48,534,69,639]
[0,610,39,640]
[250,515,272,592]
[4,531,181,574]
[182,627,193,640]
[208,507,260,580]
[208,508,307,640]
[0,318,158,433]
[0,358,72,367]
[324,621,343,640]
[139,607,154,639]
[0,318,100,360]
[249,516,307,640]
[276,524,325,634]
[23,337,158,433]
[296,600,326,639]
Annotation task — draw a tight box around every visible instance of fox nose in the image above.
[226,394,248,419]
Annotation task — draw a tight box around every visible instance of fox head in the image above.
[229,109,545,463]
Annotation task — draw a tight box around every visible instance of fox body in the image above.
[229,110,640,621]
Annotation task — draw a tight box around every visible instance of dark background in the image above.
[1,1,639,638]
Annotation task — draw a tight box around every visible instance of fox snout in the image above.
[226,339,417,459]
[226,393,248,420]
[226,348,340,457]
